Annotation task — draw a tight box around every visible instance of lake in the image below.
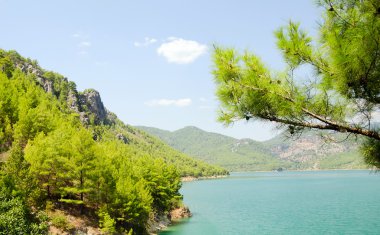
[160,171,380,235]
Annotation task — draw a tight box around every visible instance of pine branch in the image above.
[238,82,380,140]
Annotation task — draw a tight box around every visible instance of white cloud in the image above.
[134,37,157,47]
[79,41,91,47]
[72,33,81,38]
[145,98,192,107]
[77,41,91,56]
[157,37,207,64]
[199,97,207,102]
[71,32,92,56]
[72,32,89,39]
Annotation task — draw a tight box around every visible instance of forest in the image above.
[0,49,227,234]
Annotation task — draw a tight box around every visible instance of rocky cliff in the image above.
[264,130,361,165]
[12,53,110,125]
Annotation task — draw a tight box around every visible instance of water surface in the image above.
[160,171,380,235]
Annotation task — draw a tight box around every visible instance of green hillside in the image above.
[0,49,226,234]
[138,126,368,171]
[137,126,287,171]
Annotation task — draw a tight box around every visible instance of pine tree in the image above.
[212,0,380,167]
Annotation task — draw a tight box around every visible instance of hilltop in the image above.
[137,126,367,171]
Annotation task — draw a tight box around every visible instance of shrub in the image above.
[50,211,73,231]
[0,195,29,234]
[98,209,116,234]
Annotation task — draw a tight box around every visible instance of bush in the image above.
[51,211,72,231]
[98,209,116,234]
[30,211,49,235]
[0,195,29,234]
[0,187,49,235]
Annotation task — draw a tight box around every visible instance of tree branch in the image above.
[238,82,380,140]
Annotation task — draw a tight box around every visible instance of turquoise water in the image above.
[160,171,380,235]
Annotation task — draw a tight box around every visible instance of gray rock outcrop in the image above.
[116,133,129,144]
[14,56,111,125]
[79,89,108,123]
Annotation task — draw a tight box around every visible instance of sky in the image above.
[0,0,322,141]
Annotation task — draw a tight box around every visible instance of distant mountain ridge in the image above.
[137,126,368,171]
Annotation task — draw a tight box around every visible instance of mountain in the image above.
[137,126,368,171]
[0,49,227,234]
[137,126,286,171]
[0,50,226,178]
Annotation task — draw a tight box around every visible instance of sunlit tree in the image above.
[212,0,380,167]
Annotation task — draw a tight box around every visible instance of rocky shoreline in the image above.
[148,175,228,234]
[148,206,192,235]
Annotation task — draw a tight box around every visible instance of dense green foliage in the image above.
[0,49,227,234]
[0,189,49,235]
[212,0,380,168]
[139,126,367,171]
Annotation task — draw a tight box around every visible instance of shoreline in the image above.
[231,168,373,173]
[148,206,192,235]
[181,168,375,182]
[181,175,228,182]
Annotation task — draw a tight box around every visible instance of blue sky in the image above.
[0,0,322,141]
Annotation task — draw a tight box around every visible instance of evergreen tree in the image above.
[212,0,380,167]
[0,47,226,233]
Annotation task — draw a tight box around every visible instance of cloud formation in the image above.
[72,33,81,38]
[157,37,207,64]
[145,98,192,107]
[77,41,91,55]
[79,41,91,47]
[72,32,92,56]
[134,37,157,47]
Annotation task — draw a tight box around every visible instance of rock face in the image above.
[269,133,353,163]
[36,76,54,93]
[170,206,192,220]
[79,89,108,124]
[14,58,110,125]
[116,133,129,144]
[16,61,55,94]
[12,56,112,125]
[147,213,171,235]
[17,62,43,77]
[79,112,90,125]
[147,207,192,234]
[67,89,80,112]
